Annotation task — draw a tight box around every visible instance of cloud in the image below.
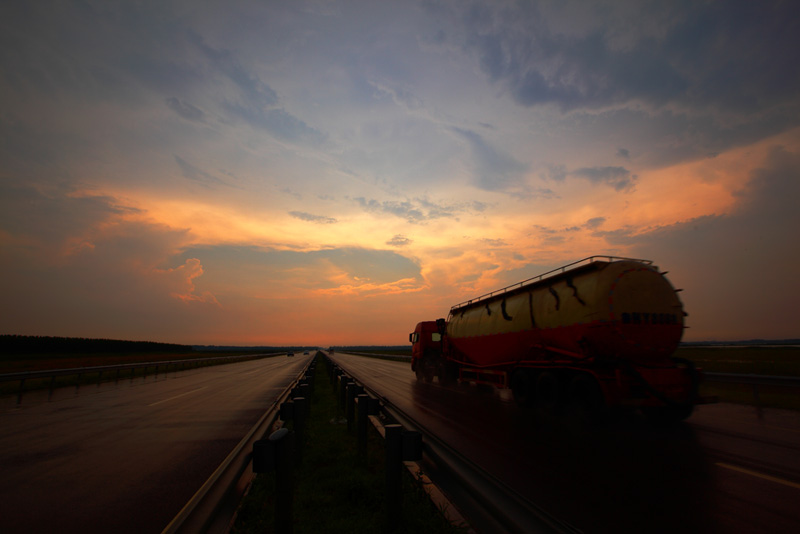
[165,97,206,123]
[571,166,637,192]
[367,80,424,110]
[542,164,568,182]
[186,30,327,147]
[0,185,223,340]
[189,30,278,109]
[224,103,327,146]
[386,235,412,247]
[351,196,483,224]
[174,156,228,187]
[174,245,423,295]
[616,148,630,160]
[289,211,337,224]
[585,217,606,229]
[450,127,527,192]
[480,238,507,247]
[445,0,800,115]
[353,197,426,223]
[0,182,139,250]
[158,258,220,304]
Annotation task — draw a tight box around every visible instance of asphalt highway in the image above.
[0,354,312,534]
[330,352,800,534]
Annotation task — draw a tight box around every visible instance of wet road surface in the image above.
[330,352,800,534]
[0,354,311,534]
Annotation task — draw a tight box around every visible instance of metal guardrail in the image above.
[703,372,800,407]
[703,372,800,387]
[328,351,579,534]
[0,353,284,404]
[162,354,315,534]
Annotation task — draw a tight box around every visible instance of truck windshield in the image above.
[432,333,441,342]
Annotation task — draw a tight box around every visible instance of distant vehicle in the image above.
[409,256,708,423]
[303,350,309,355]
[287,352,294,357]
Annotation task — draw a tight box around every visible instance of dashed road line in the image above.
[716,462,800,490]
[148,386,208,407]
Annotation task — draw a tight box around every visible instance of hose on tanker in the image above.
[618,357,699,409]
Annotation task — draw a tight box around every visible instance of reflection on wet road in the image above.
[0,354,311,534]
[331,353,800,534]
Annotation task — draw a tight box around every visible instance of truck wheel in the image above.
[535,372,562,413]
[643,404,693,424]
[511,370,534,407]
[423,365,434,383]
[416,357,434,383]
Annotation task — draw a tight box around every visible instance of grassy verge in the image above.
[676,346,800,376]
[677,346,800,410]
[231,355,466,534]
[696,382,800,411]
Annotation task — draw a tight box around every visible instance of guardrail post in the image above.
[293,397,306,465]
[280,400,294,422]
[48,376,56,401]
[357,394,369,459]
[252,428,295,534]
[339,376,348,409]
[384,424,403,532]
[368,397,380,416]
[346,383,357,431]
[304,372,314,392]
[402,431,422,461]
[299,383,311,404]
[16,378,25,405]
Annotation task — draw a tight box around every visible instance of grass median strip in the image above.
[231,354,467,534]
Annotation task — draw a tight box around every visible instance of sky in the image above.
[2,0,799,346]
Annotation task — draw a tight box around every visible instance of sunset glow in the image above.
[2,1,799,346]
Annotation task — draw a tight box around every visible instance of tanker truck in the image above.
[409,256,704,422]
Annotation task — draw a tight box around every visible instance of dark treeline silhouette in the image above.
[1,335,193,355]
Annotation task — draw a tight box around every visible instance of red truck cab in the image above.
[409,320,445,381]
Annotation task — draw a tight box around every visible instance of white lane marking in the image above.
[716,462,800,490]
[148,386,208,407]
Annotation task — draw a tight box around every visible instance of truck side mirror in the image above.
[436,318,446,335]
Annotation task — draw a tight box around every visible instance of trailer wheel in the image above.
[535,372,562,413]
[511,370,534,407]
[567,374,604,419]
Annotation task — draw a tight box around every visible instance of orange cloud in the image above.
[156,258,220,305]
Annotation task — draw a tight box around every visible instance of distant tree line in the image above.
[0,335,193,355]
